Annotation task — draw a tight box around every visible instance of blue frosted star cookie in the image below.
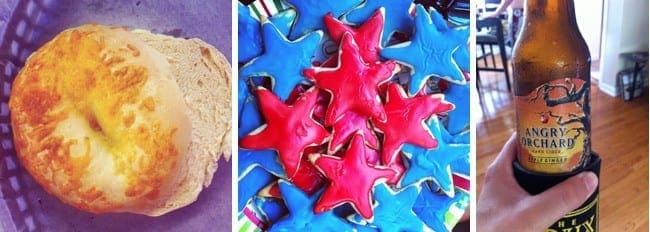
[444,82,470,135]
[381,5,466,96]
[239,147,285,179]
[239,21,323,101]
[413,187,469,232]
[350,183,430,232]
[238,5,296,64]
[430,8,470,72]
[269,8,297,36]
[269,180,355,232]
[239,167,277,212]
[238,94,264,139]
[253,196,289,225]
[400,118,470,197]
[238,3,263,63]
[284,0,362,40]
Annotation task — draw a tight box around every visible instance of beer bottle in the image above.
[513,0,591,174]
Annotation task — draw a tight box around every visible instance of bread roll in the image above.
[8,24,229,216]
[131,29,232,212]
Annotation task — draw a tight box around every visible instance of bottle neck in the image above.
[524,0,578,27]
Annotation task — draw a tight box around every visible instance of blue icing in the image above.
[451,28,470,73]
[238,3,263,63]
[439,120,470,145]
[343,0,414,46]
[238,167,276,212]
[445,82,470,135]
[401,118,469,197]
[413,188,469,232]
[285,0,361,40]
[269,180,355,232]
[238,96,264,139]
[430,8,470,72]
[239,21,322,101]
[238,148,285,178]
[254,196,289,225]
[450,156,470,177]
[238,4,296,64]
[269,9,296,36]
[381,5,466,96]
[238,78,249,117]
[351,184,429,232]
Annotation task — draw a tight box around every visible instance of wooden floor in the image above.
[476,67,649,231]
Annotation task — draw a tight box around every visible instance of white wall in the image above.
[575,0,603,61]
[598,0,649,97]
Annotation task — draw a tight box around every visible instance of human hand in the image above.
[477,133,598,231]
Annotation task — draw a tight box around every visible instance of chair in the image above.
[476,17,511,92]
[417,0,468,21]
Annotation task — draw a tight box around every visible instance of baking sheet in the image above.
[0,0,232,231]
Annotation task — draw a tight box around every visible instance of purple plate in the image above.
[0,0,232,231]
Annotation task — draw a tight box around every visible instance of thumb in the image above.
[520,172,598,229]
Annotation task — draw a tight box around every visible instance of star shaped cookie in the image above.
[444,82,470,135]
[311,134,396,220]
[240,21,323,101]
[324,8,385,64]
[240,87,329,177]
[238,167,276,212]
[268,180,355,232]
[400,118,470,197]
[381,5,466,96]
[303,32,398,125]
[238,3,263,63]
[413,188,469,232]
[430,9,470,72]
[351,183,430,232]
[328,111,379,154]
[371,83,454,165]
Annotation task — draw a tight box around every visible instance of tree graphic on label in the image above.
[528,77,591,168]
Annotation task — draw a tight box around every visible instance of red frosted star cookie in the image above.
[328,111,379,154]
[323,8,385,65]
[303,32,398,125]
[310,134,396,220]
[371,83,454,165]
[240,87,330,177]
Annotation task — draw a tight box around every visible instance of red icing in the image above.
[312,134,396,219]
[328,111,379,154]
[260,158,325,198]
[372,83,454,165]
[240,87,330,177]
[453,173,470,192]
[364,142,381,165]
[324,9,384,64]
[386,152,407,185]
[287,85,330,122]
[289,158,326,194]
[303,32,397,125]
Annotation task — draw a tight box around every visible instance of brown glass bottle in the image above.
[513,0,591,174]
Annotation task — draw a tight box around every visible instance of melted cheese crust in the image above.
[9,25,191,214]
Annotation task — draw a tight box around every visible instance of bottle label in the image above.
[547,190,599,232]
[516,78,590,173]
